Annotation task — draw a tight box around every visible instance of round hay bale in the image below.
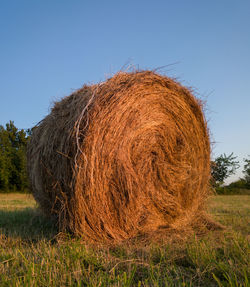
[27,70,213,244]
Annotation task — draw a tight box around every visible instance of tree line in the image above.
[0,121,30,192]
[0,121,249,193]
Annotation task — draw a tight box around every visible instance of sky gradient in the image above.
[0,0,249,182]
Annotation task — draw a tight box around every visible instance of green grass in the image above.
[0,194,249,286]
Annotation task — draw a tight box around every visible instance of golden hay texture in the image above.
[27,70,215,244]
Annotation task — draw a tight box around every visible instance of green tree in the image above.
[243,156,250,187]
[211,153,240,186]
[0,121,29,192]
[0,125,11,190]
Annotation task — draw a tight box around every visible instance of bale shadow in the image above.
[0,207,58,243]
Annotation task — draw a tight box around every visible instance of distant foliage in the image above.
[243,156,250,187]
[0,121,30,192]
[215,186,250,195]
[211,153,240,186]
[228,179,248,189]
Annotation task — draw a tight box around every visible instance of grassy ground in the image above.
[0,194,249,286]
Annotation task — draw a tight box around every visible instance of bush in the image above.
[215,185,250,195]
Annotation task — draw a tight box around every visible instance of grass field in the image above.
[0,193,249,286]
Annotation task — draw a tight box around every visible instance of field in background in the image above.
[0,194,249,286]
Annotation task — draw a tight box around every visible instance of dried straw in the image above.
[27,70,215,244]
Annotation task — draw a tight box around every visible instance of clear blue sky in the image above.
[0,0,249,182]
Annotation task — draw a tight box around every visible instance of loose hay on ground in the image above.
[27,70,216,245]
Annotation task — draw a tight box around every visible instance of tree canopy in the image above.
[0,121,30,192]
[211,153,240,186]
[243,156,250,186]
